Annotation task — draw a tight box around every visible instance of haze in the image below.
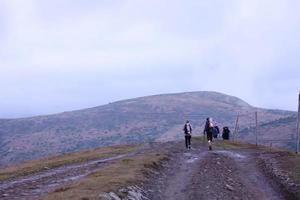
[0,0,300,118]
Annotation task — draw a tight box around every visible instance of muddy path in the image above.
[0,140,291,200]
[0,155,129,200]
[0,144,154,200]
[145,142,285,200]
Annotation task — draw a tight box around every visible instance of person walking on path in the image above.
[222,127,230,140]
[204,117,214,150]
[183,120,192,149]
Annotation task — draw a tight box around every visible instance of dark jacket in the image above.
[204,120,210,134]
[183,123,192,135]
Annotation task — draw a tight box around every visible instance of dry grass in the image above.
[39,152,167,200]
[276,152,300,183]
[218,140,290,152]
[0,144,138,181]
[219,140,262,149]
[287,155,300,182]
[191,136,264,150]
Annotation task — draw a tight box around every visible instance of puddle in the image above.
[0,152,142,200]
[186,157,199,163]
[0,153,131,191]
[184,151,207,163]
[62,173,88,182]
[215,151,246,159]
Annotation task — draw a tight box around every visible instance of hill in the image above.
[239,116,297,151]
[0,91,295,165]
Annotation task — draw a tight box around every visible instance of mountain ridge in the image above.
[0,91,295,165]
[0,91,259,120]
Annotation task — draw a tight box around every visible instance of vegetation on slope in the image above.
[0,91,295,165]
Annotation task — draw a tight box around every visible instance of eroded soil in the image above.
[144,140,291,200]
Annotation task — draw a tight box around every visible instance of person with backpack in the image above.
[203,117,214,150]
[213,125,220,139]
[222,127,230,140]
[183,120,192,149]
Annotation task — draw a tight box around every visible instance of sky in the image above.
[0,0,300,118]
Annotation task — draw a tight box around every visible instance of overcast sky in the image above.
[0,0,300,118]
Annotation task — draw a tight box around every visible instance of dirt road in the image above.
[145,141,285,200]
[0,140,295,200]
[0,154,134,200]
[0,143,154,200]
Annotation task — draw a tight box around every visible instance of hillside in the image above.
[239,116,297,151]
[0,91,294,165]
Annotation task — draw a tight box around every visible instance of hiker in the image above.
[183,120,192,149]
[222,127,230,140]
[203,117,214,150]
[213,125,220,139]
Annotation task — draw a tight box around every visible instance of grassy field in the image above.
[39,152,167,200]
[0,144,139,181]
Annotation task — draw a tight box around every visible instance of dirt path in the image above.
[0,141,288,200]
[0,147,149,200]
[146,142,285,200]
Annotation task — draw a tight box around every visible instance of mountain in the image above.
[0,91,295,165]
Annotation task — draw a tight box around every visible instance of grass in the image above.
[217,139,294,152]
[190,136,265,150]
[272,151,300,183]
[286,155,300,182]
[39,152,167,200]
[0,144,139,181]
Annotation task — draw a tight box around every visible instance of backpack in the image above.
[222,127,230,140]
[184,123,192,134]
[214,126,220,133]
[212,127,218,138]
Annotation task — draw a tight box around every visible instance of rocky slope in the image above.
[0,91,294,165]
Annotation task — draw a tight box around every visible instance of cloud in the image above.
[0,0,299,117]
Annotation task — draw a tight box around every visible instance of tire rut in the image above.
[147,147,285,200]
[0,145,150,200]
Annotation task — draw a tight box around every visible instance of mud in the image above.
[1,140,297,200]
[0,151,140,200]
[143,143,286,200]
